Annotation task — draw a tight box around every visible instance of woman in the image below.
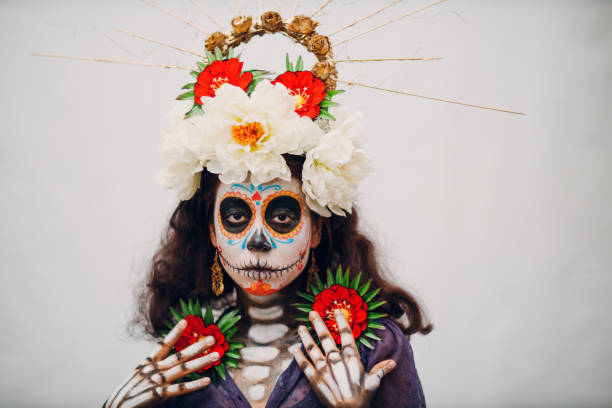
[103,151,431,407]
[102,17,431,403]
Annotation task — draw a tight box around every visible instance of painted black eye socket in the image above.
[220,197,252,233]
[265,195,301,234]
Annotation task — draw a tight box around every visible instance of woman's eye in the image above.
[228,213,246,223]
[272,213,290,223]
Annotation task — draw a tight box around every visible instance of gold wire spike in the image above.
[332,57,442,63]
[327,0,405,36]
[311,0,335,17]
[140,0,208,34]
[211,251,224,296]
[333,0,446,47]
[115,29,205,58]
[31,53,191,70]
[338,80,525,115]
[191,0,227,31]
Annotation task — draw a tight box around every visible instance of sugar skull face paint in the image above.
[212,176,313,296]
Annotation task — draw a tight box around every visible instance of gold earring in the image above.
[307,251,318,293]
[211,251,224,296]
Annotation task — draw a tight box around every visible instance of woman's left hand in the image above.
[293,310,397,408]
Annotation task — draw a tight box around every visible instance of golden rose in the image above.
[312,61,334,80]
[205,31,227,52]
[231,15,252,35]
[288,15,318,34]
[260,11,283,31]
[307,34,330,55]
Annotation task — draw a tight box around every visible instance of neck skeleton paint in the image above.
[214,177,312,296]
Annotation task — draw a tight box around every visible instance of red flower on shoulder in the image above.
[194,58,253,105]
[174,315,229,372]
[272,71,326,119]
[313,284,368,344]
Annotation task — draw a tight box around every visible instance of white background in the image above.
[1,0,611,406]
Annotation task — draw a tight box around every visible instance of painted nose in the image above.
[247,228,272,252]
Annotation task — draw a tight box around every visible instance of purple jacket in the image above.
[166,319,426,407]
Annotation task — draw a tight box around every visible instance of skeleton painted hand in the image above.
[103,319,220,408]
[293,310,397,408]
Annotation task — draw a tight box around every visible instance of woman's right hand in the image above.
[103,319,220,408]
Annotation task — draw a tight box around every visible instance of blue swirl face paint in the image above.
[213,177,313,296]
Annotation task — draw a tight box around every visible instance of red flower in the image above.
[313,284,368,344]
[272,71,326,119]
[174,315,229,372]
[194,58,253,105]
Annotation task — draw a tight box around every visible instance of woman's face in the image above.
[210,176,318,296]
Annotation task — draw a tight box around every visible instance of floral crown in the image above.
[158,12,370,217]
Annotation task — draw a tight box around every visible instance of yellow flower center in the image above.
[289,88,310,109]
[211,76,229,91]
[337,307,352,325]
[232,121,264,146]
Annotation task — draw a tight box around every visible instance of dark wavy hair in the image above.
[134,155,432,338]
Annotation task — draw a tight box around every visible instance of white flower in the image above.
[157,101,204,200]
[302,106,371,216]
[158,81,324,199]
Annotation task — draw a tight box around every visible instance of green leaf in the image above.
[187,298,194,315]
[181,82,195,90]
[364,287,382,303]
[285,53,293,72]
[368,321,385,330]
[295,306,313,313]
[364,330,382,341]
[225,358,239,368]
[225,326,238,340]
[170,306,182,323]
[320,100,340,108]
[295,316,310,323]
[326,268,334,288]
[314,268,324,290]
[205,50,216,64]
[204,304,214,326]
[327,89,345,97]
[184,103,203,119]
[194,298,202,317]
[225,350,241,359]
[358,336,374,349]
[163,319,175,330]
[343,267,350,287]
[367,312,387,320]
[292,303,313,309]
[358,280,372,297]
[350,271,362,290]
[176,91,194,101]
[228,47,234,59]
[219,315,241,333]
[179,299,189,316]
[317,109,336,120]
[297,291,315,302]
[246,77,264,96]
[248,69,272,76]
[229,341,244,350]
[310,284,322,296]
[214,364,226,380]
[214,47,223,61]
[296,55,304,71]
[190,70,200,79]
[367,300,386,311]
[217,310,238,328]
[335,266,343,285]
[196,61,207,71]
